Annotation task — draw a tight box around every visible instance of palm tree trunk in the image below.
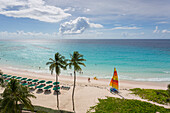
[72,70,76,112]
[56,74,59,110]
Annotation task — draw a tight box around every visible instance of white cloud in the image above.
[156,21,168,24]
[162,29,170,33]
[153,26,160,33]
[84,8,90,12]
[59,17,103,35]
[64,7,75,12]
[111,26,141,30]
[121,32,145,38]
[0,0,71,23]
[47,0,170,23]
[0,31,57,38]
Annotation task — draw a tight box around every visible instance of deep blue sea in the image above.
[0,39,170,82]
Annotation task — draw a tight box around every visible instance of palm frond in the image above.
[46,61,54,65]
[78,62,86,67]
[77,58,86,61]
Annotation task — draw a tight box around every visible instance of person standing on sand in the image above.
[88,78,90,82]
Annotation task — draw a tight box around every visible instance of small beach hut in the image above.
[109,67,119,90]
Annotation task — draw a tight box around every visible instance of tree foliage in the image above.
[46,52,67,110]
[0,79,36,113]
[68,51,86,112]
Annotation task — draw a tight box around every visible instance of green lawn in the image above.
[88,97,170,113]
[130,88,170,105]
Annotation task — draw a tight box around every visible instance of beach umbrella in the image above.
[21,78,27,81]
[53,82,60,85]
[28,84,35,87]
[39,80,45,83]
[2,74,7,77]
[26,79,32,82]
[11,76,17,78]
[46,81,52,84]
[21,83,28,86]
[2,74,6,77]
[6,75,12,78]
[36,85,44,89]
[16,77,22,80]
[44,86,52,90]
[3,74,8,76]
[53,87,60,91]
[5,80,10,82]
[32,79,39,82]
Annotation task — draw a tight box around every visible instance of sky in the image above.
[0,0,170,39]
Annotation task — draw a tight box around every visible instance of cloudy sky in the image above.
[0,0,170,39]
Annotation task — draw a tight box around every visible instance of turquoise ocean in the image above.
[0,39,170,82]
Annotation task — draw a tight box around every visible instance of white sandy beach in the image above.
[0,66,169,113]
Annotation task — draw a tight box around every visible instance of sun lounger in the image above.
[35,85,44,93]
[61,86,70,90]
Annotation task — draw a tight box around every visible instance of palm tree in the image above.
[0,77,5,87]
[46,52,67,110]
[0,79,36,113]
[68,51,86,112]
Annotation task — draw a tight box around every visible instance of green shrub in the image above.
[130,88,170,105]
[167,84,170,96]
[88,97,170,113]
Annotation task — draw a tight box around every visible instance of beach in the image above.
[0,66,169,113]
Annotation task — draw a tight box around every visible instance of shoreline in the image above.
[0,66,169,112]
[0,66,168,90]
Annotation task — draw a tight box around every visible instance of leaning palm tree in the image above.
[68,51,86,112]
[46,52,67,110]
[0,79,36,113]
